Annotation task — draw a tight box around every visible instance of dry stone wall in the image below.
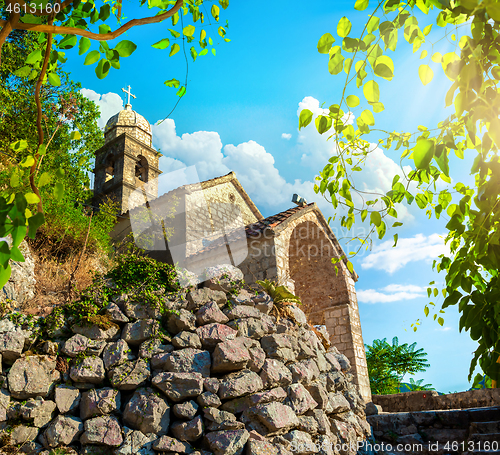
[0,265,371,455]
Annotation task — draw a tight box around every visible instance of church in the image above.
[92,91,371,401]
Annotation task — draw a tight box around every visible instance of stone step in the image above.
[470,420,500,433]
[468,432,500,445]
[468,406,500,423]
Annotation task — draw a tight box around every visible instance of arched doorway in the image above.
[287,221,351,325]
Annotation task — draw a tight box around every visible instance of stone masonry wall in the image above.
[372,388,500,412]
[272,212,371,403]
[0,264,371,455]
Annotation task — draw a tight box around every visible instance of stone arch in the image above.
[286,220,351,325]
[135,155,149,183]
[105,155,115,182]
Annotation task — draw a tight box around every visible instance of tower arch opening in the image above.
[135,155,149,183]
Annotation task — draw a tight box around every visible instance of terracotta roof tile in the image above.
[245,203,313,237]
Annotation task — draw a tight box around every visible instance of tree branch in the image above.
[0,0,20,66]
[0,0,183,41]
[30,18,53,214]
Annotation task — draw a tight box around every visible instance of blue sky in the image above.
[64,0,479,392]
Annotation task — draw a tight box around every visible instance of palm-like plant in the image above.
[365,337,432,395]
[405,377,435,391]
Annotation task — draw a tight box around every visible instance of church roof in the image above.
[245,203,315,236]
[104,104,151,135]
[187,201,357,280]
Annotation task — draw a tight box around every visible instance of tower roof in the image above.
[104,104,152,146]
[105,104,151,134]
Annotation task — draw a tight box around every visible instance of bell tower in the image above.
[93,86,162,214]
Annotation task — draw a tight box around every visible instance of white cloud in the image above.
[357,283,426,304]
[80,89,123,129]
[436,326,453,332]
[152,118,317,210]
[282,133,292,140]
[153,119,229,181]
[360,233,449,274]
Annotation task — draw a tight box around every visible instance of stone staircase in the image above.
[367,406,500,455]
[464,406,500,455]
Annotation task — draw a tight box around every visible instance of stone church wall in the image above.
[238,235,279,285]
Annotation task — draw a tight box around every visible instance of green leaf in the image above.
[53,182,64,200]
[38,172,51,187]
[318,33,335,54]
[95,59,110,79]
[393,233,398,247]
[27,212,45,239]
[299,109,313,130]
[211,4,220,21]
[48,73,61,86]
[84,50,100,66]
[361,209,368,221]
[337,17,352,38]
[169,29,181,38]
[59,35,77,49]
[19,156,35,168]
[363,80,380,103]
[437,317,444,326]
[315,115,332,134]
[183,25,195,37]
[0,265,11,290]
[374,55,394,80]
[115,40,137,57]
[152,38,170,49]
[366,16,379,33]
[370,211,382,226]
[346,95,360,107]
[219,0,229,9]
[354,0,369,10]
[360,109,375,126]
[190,47,198,62]
[26,49,42,64]
[79,37,91,55]
[328,50,344,75]
[10,246,24,262]
[412,139,435,169]
[419,64,434,85]
[169,43,180,57]
[25,193,40,204]
[424,306,429,317]
[176,86,186,97]
[10,140,28,152]
[13,66,31,78]
[70,131,81,140]
[164,78,180,88]
[99,24,111,34]
[99,3,110,21]
[346,260,354,273]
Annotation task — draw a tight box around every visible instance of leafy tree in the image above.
[0,0,230,288]
[404,377,435,391]
[365,337,430,395]
[0,30,116,256]
[471,372,493,389]
[300,0,500,382]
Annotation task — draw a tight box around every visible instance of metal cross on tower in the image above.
[122,85,136,108]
